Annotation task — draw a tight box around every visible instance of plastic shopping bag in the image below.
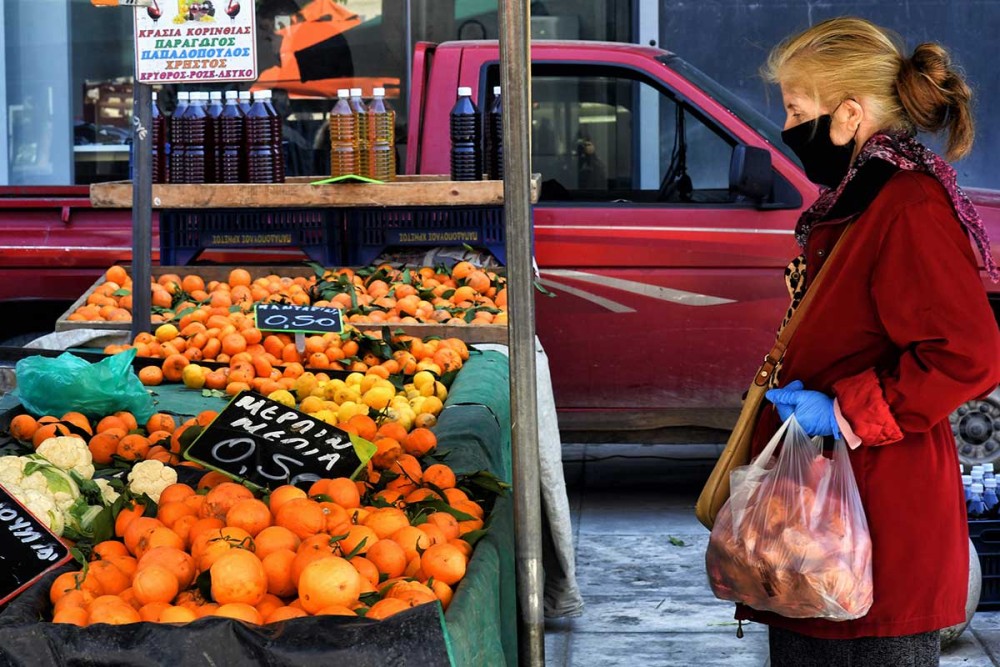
[705,416,873,620]
[15,349,155,423]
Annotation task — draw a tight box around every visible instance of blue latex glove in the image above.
[765,380,842,439]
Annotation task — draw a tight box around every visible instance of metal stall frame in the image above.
[498,2,545,665]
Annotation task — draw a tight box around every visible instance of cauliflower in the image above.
[0,456,26,488]
[36,437,95,480]
[127,460,177,503]
[20,489,64,536]
[93,478,121,506]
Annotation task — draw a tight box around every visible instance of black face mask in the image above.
[781,114,855,188]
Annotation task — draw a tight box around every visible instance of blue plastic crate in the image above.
[344,206,507,266]
[970,518,1000,609]
[160,208,341,266]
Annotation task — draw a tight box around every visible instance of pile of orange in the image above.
[8,409,215,470]
[68,264,506,327]
[50,448,484,626]
[119,321,468,413]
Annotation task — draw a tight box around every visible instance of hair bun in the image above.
[897,42,973,158]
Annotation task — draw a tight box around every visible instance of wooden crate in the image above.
[55,265,508,345]
[90,175,541,209]
[54,265,317,334]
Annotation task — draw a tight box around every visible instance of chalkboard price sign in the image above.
[183,390,374,490]
[255,304,343,334]
[0,485,72,605]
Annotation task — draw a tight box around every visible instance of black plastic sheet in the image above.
[0,567,452,667]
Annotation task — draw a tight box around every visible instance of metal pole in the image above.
[130,81,152,339]
[498,2,544,666]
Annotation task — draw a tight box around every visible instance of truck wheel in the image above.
[952,388,1000,467]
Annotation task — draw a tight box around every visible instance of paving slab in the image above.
[578,489,707,536]
[567,630,767,667]
[942,629,995,666]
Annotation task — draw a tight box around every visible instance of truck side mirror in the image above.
[729,145,773,202]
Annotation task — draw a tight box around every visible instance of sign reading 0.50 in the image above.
[254,303,343,335]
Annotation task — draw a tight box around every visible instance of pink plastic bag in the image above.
[705,416,873,620]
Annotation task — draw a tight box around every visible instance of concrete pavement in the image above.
[544,443,1000,666]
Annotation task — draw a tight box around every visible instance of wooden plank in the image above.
[54,273,112,332]
[90,174,542,209]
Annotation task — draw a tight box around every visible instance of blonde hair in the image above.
[763,17,974,160]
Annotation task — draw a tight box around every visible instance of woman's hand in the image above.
[765,380,842,439]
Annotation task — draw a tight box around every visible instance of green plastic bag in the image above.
[15,349,155,422]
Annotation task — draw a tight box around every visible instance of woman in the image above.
[747,17,1000,666]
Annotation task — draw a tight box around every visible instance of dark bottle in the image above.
[169,91,189,183]
[487,85,503,180]
[245,93,274,183]
[206,91,223,183]
[237,91,253,181]
[219,90,244,183]
[151,91,167,184]
[969,482,987,519]
[350,88,370,180]
[183,92,208,184]
[369,87,396,181]
[450,86,482,181]
[257,89,285,183]
[985,478,999,518]
[329,88,358,177]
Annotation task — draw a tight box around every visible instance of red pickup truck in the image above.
[2,39,999,461]
[406,40,1000,457]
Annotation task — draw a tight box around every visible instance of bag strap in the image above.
[753,223,856,388]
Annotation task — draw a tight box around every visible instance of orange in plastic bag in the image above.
[705,417,873,620]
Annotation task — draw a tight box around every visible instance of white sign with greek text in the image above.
[133,0,257,84]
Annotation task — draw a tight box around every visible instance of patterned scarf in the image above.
[794,131,1000,281]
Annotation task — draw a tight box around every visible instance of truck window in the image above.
[487,64,734,204]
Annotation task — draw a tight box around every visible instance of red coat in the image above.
[736,169,1000,639]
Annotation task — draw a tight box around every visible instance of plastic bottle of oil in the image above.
[368,87,396,181]
[350,88,369,179]
[329,88,358,177]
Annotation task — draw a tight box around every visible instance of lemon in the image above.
[268,389,297,407]
[337,401,362,423]
[412,371,435,391]
[155,323,179,343]
[181,364,206,390]
[299,395,325,414]
[294,373,318,400]
[420,396,444,416]
[434,381,449,402]
[346,372,365,387]
[314,410,337,425]
[416,361,443,376]
[360,374,382,394]
[334,386,359,405]
[363,386,395,411]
